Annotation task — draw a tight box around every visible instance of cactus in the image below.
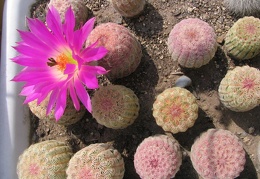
[86,22,142,79]
[218,66,260,112]
[66,143,125,179]
[191,129,246,179]
[167,18,217,68]
[225,16,260,60]
[134,135,182,179]
[110,0,146,18]
[17,140,73,179]
[224,0,260,17]
[153,87,198,134]
[47,0,88,27]
[29,95,85,125]
[92,85,139,129]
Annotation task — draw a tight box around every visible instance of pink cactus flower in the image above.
[12,6,108,120]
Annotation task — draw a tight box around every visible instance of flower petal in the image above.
[79,71,99,89]
[63,7,75,43]
[69,81,80,110]
[81,46,108,62]
[46,89,59,115]
[54,87,67,120]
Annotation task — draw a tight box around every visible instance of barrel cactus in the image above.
[66,143,125,179]
[218,66,260,112]
[110,0,146,17]
[92,85,139,129]
[86,22,142,79]
[225,16,260,60]
[191,129,246,179]
[153,87,198,134]
[167,18,217,68]
[224,0,260,17]
[17,140,73,179]
[134,135,182,179]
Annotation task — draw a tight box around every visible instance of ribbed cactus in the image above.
[29,95,85,125]
[86,22,142,79]
[17,140,73,179]
[191,129,246,179]
[224,0,260,17]
[167,18,217,68]
[134,135,182,179]
[110,0,146,17]
[153,87,198,134]
[225,16,260,60]
[218,66,260,112]
[66,143,125,179]
[92,85,139,129]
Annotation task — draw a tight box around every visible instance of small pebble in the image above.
[248,127,255,134]
[174,75,192,88]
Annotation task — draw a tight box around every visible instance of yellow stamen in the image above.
[48,53,77,72]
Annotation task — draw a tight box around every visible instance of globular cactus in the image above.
[17,140,73,179]
[134,135,182,179]
[29,95,85,125]
[167,18,217,68]
[224,0,260,17]
[86,22,142,79]
[218,66,260,112]
[92,85,139,129]
[153,87,198,134]
[47,0,88,27]
[110,0,146,18]
[225,16,260,60]
[191,129,246,179]
[66,143,125,179]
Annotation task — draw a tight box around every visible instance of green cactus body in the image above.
[92,85,139,129]
[17,140,73,179]
[218,66,260,112]
[66,143,125,179]
[110,0,146,17]
[153,87,198,134]
[225,16,260,60]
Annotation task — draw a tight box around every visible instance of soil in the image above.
[29,0,260,178]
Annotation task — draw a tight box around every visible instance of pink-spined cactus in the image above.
[224,0,260,17]
[134,135,182,179]
[225,16,260,60]
[17,140,73,179]
[66,143,125,179]
[86,22,142,79]
[92,85,139,129]
[167,18,217,68]
[29,95,85,125]
[191,129,246,179]
[47,0,88,27]
[218,66,260,112]
[110,0,146,18]
[153,87,199,134]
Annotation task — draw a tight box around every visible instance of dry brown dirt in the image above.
[30,0,260,178]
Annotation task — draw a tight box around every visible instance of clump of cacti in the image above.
[17,140,73,179]
[167,18,217,68]
[191,129,246,179]
[66,143,125,179]
[218,66,260,112]
[110,0,146,18]
[153,87,198,134]
[86,22,142,79]
[47,0,88,27]
[134,135,182,179]
[92,85,139,129]
[224,0,260,17]
[29,95,85,125]
[225,16,260,60]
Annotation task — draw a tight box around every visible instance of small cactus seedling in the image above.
[225,16,260,60]
[47,0,88,27]
[92,85,139,129]
[110,0,146,18]
[134,135,182,179]
[86,22,142,79]
[29,95,85,125]
[167,18,217,68]
[224,0,260,17]
[17,140,73,179]
[218,66,260,112]
[191,129,246,179]
[153,87,198,134]
[66,143,125,179]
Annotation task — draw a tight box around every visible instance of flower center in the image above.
[47,53,77,72]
